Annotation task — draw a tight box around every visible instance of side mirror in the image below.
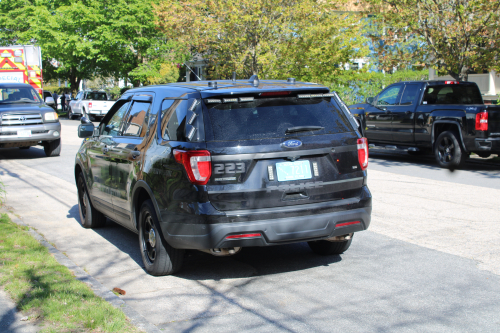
[365,97,374,105]
[45,96,55,105]
[78,123,95,138]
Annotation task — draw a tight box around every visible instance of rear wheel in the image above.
[43,139,61,157]
[139,200,184,276]
[434,131,466,170]
[77,172,106,228]
[308,237,353,255]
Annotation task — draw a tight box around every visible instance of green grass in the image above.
[0,213,140,333]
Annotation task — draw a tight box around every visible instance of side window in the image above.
[102,101,131,136]
[400,84,420,105]
[76,92,83,100]
[377,85,402,106]
[163,100,187,141]
[122,101,151,137]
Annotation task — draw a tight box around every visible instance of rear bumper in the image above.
[160,190,372,249]
[474,137,500,153]
[0,122,61,147]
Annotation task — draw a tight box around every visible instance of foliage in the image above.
[0,214,140,332]
[333,69,429,105]
[0,0,184,91]
[366,0,500,81]
[154,0,368,82]
[129,61,180,85]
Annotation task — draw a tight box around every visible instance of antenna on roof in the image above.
[249,75,259,86]
[232,72,236,82]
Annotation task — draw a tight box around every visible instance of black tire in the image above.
[43,139,61,157]
[68,107,74,120]
[139,200,184,276]
[19,146,30,150]
[308,237,353,255]
[434,131,467,170]
[477,153,491,158]
[77,172,106,228]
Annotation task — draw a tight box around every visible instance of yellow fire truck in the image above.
[0,45,43,97]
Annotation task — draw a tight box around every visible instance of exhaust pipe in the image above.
[199,247,242,257]
[325,233,353,242]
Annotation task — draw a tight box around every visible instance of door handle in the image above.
[102,146,109,154]
[131,150,141,159]
[405,111,412,115]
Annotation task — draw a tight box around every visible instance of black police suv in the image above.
[75,78,372,276]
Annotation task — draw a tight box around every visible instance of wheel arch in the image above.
[131,180,162,232]
[432,120,468,153]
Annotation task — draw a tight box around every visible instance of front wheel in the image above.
[308,237,353,255]
[139,200,184,276]
[434,131,466,170]
[43,139,61,157]
[77,172,106,228]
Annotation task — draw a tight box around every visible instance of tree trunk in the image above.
[459,66,469,82]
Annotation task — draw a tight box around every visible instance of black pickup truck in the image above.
[349,80,500,169]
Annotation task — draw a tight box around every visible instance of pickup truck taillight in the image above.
[357,138,369,171]
[475,112,488,131]
[88,102,92,109]
[174,150,211,185]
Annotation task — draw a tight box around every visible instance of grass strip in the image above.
[0,213,140,333]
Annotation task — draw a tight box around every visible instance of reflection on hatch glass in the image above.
[207,97,352,141]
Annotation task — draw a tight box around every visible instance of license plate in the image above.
[17,130,32,138]
[276,160,312,182]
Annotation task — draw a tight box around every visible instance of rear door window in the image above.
[205,97,352,141]
[422,84,483,105]
[102,101,131,136]
[400,84,420,105]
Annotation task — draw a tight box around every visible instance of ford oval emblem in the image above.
[282,139,302,148]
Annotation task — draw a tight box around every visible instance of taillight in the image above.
[88,102,92,109]
[173,150,211,185]
[475,112,488,131]
[357,137,368,171]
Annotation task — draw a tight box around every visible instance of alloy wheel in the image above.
[437,136,454,163]
[142,213,156,264]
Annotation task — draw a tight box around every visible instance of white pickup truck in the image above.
[68,90,114,121]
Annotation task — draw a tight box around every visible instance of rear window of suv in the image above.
[422,84,483,105]
[206,97,353,141]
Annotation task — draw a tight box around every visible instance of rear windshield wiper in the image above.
[285,126,324,134]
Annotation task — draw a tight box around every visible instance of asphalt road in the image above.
[1,118,499,332]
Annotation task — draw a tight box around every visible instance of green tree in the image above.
[366,0,500,81]
[154,0,368,82]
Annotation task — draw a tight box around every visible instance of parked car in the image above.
[68,90,114,121]
[349,80,500,169]
[74,77,372,276]
[0,83,62,156]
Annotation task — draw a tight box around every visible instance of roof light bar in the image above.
[239,97,254,102]
[445,81,459,84]
[298,93,325,98]
[223,98,238,103]
[206,99,221,104]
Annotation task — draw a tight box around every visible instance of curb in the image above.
[3,210,162,333]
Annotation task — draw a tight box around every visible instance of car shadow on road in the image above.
[0,146,47,160]
[68,205,344,280]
